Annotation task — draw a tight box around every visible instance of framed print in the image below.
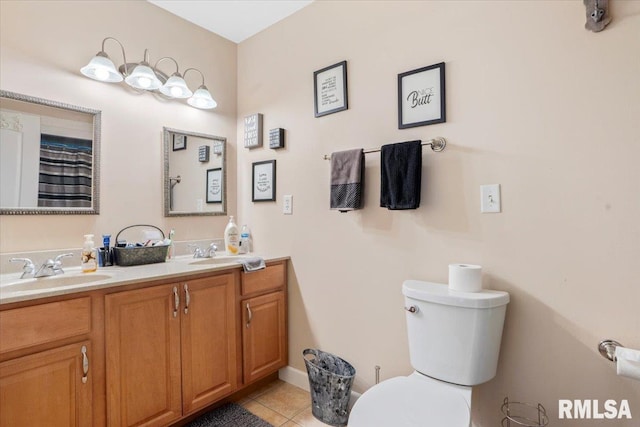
[252,160,276,202]
[314,60,348,117]
[244,113,263,148]
[206,168,222,203]
[398,62,446,129]
[173,133,187,151]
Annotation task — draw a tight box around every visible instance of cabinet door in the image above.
[0,341,92,427]
[105,284,181,427]
[242,291,287,384]
[181,274,237,414]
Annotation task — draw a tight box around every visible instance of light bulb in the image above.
[137,77,151,89]
[94,68,109,81]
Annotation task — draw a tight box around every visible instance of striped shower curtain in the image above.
[38,133,92,208]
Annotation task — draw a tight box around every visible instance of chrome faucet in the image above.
[34,253,74,278]
[9,258,37,279]
[188,243,218,258]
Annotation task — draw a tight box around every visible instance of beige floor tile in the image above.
[281,421,303,427]
[235,396,251,405]
[291,406,336,427]
[253,381,312,418]
[248,379,286,399]
[242,400,289,426]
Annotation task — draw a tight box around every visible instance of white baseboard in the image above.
[279,365,362,408]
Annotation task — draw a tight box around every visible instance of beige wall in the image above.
[237,1,640,425]
[1,0,639,425]
[0,0,237,253]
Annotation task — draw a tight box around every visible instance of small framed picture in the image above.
[252,160,276,202]
[314,60,348,118]
[244,113,263,148]
[269,128,285,149]
[173,134,187,151]
[398,62,446,129]
[206,168,222,203]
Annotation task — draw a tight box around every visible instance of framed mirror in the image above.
[163,127,226,217]
[0,90,101,215]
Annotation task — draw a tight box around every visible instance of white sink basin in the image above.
[1,273,112,292]
[189,256,249,266]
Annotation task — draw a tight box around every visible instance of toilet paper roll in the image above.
[615,347,640,381]
[449,264,482,292]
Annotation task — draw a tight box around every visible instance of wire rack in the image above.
[501,397,549,427]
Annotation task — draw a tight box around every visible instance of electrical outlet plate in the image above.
[480,184,501,213]
[283,195,293,214]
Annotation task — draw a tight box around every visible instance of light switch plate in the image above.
[480,184,501,213]
[283,195,293,215]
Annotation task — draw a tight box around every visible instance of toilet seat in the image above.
[349,375,471,427]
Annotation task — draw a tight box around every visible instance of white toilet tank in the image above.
[402,280,509,386]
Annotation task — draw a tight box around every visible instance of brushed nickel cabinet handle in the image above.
[246,303,252,328]
[81,345,89,384]
[173,286,179,318]
[184,284,190,315]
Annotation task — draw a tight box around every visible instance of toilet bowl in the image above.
[349,372,471,427]
[349,280,509,427]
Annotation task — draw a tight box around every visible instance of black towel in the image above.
[330,148,364,212]
[380,140,422,210]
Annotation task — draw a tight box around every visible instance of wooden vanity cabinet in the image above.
[0,258,288,427]
[0,298,93,427]
[240,261,288,384]
[105,272,237,426]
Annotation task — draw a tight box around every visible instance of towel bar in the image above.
[323,137,446,160]
[599,339,624,362]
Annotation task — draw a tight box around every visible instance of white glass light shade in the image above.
[187,86,217,109]
[124,63,162,90]
[159,74,193,99]
[80,54,123,82]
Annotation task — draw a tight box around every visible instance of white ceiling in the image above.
[147,0,314,43]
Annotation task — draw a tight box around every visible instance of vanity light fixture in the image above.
[80,37,217,109]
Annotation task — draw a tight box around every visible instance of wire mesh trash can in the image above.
[303,349,356,427]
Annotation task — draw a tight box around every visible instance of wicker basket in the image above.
[112,225,169,267]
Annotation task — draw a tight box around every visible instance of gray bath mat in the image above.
[187,402,273,427]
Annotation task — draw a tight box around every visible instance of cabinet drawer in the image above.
[241,262,286,296]
[0,297,91,354]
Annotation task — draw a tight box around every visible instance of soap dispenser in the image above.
[81,234,97,273]
[224,216,240,255]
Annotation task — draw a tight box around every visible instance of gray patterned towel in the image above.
[330,148,364,212]
[241,257,266,272]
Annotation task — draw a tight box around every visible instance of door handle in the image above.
[246,303,252,328]
[173,286,179,317]
[184,284,190,315]
[81,345,89,384]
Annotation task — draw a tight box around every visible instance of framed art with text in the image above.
[314,60,348,117]
[206,168,222,203]
[173,134,187,151]
[252,160,276,202]
[398,62,445,129]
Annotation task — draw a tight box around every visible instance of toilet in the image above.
[349,280,510,427]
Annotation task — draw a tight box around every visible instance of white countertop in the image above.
[0,253,289,305]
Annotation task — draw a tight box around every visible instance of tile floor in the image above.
[238,379,336,427]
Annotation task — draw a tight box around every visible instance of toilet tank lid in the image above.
[403,280,510,308]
